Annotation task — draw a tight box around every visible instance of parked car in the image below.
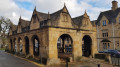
[99,50,109,53]
[99,50,120,56]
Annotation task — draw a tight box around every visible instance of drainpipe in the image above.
[112,23,115,49]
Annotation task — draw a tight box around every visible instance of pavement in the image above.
[0,50,40,67]
[47,57,114,67]
[0,50,116,67]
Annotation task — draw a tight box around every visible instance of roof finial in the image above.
[34,6,36,11]
[64,2,66,7]
[84,10,87,14]
[19,16,22,20]
[19,16,22,23]
[84,10,89,18]
[48,12,50,19]
[20,16,21,19]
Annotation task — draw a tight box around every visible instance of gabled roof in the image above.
[11,24,17,31]
[72,15,83,26]
[50,9,62,21]
[37,11,48,21]
[91,20,97,27]
[18,17,30,28]
[20,19,30,28]
[72,11,90,26]
[97,7,120,24]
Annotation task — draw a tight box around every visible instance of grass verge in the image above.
[0,48,6,50]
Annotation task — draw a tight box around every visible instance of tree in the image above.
[0,16,13,48]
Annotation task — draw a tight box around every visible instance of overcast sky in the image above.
[0,0,119,25]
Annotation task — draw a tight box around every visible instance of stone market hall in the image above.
[8,4,98,65]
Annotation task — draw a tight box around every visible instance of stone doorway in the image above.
[18,37,22,54]
[10,39,13,51]
[32,35,39,56]
[24,36,29,55]
[82,35,92,57]
[13,38,17,52]
[57,34,73,59]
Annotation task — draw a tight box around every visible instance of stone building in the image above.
[8,4,97,65]
[97,0,120,51]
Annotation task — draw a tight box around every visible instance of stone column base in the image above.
[47,58,60,65]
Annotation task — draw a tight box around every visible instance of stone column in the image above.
[22,38,26,55]
[91,34,98,57]
[16,38,20,53]
[29,36,34,57]
[8,39,11,51]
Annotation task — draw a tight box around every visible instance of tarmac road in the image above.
[0,50,40,67]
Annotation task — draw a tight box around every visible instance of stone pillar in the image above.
[47,32,60,65]
[22,38,26,55]
[29,37,34,57]
[72,34,82,61]
[91,34,98,58]
[17,38,20,53]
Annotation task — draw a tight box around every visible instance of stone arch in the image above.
[57,34,73,59]
[13,38,17,52]
[24,36,29,55]
[82,35,92,57]
[10,39,13,51]
[18,37,22,54]
[31,35,40,56]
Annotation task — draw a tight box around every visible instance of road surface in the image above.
[0,50,40,67]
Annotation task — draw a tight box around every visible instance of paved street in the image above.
[0,50,40,67]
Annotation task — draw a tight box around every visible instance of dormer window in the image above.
[102,20,106,26]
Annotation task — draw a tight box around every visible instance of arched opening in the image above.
[82,35,92,57]
[18,37,22,54]
[57,34,73,59]
[32,35,39,56]
[13,38,17,52]
[10,39,13,51]
[24,36,29,55]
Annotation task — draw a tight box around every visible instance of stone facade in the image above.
[97,1,120,51]
[8,5,97,65]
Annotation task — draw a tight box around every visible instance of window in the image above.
[102,33,104,37]
[108,43,110,49]
[117,43,119,46]
[103,42,110,50]
[102,32,108,37]
[103,43,105,49]
[102,20,107,26]
[104,43,107,50]
[102,21,104,26]
[106,32,108,37]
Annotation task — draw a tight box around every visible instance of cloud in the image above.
[0,0,32,25]
[0,0,120,25]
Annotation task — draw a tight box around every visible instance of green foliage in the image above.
[0,16,13,48]
[0,48,6,50]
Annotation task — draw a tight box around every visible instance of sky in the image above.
[0,0,119,25]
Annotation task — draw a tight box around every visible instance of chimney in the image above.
[112,0,118,11]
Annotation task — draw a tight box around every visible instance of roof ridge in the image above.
[72,15,83,19]
[20,19,29,22]
[37,10,47,15]
[50,8,62,15]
